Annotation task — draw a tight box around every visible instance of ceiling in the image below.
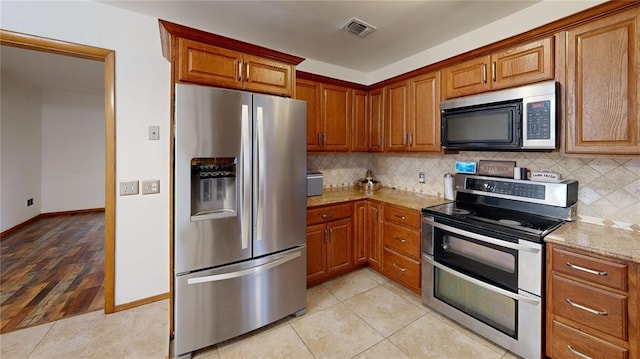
[1,45,104,94]
[102,0,541,73]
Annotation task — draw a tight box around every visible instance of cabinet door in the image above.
[410,72,441,152]
[352,90,369,151]
[326,218,353,274]
[366,201,383,270]
[386,80,410,151]
[177,38,243,88]
[321,84,351,151]
[443,55,491,99]
[491,37,553,90]
[368,88,385,152]
[306,223,327,283]
[243,54,293,97]
[353,201,367,265]
[565,8,640,154]
[296,79,322,151]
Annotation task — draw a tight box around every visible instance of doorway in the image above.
[0,30,115,331]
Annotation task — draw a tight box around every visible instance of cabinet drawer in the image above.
[552,275,627,340]
[552,246,627,291]
[383,222,420,260]
[383,248,420,289]
[551,320,628,359]
[307,203,352,225]
[384,205,420,229]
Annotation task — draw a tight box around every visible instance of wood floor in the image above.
[0,211,104,334]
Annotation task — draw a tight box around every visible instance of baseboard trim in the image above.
[40,208,105,217]
[0,208,106,240]
[114,292,170,312]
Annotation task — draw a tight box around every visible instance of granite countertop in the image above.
[307,186,449,211]
[309,187,640,264]
[545,221,640,264]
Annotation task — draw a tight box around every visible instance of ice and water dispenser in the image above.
[190,157,237,220]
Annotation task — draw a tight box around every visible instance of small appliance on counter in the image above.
[307,171,323,196]
[356,169,381,192]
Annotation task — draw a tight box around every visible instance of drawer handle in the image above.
[566,262,607,276]
[394,214,406,220]
[321,213,333,219]
[566,299,608,316]
[392,263,407,272]
[567,345,593,359]
[393,236,407,243]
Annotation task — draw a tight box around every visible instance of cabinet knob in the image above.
[392,263,407,272]
[394,214,406,220]
[321,213,333,219]
[566,298,608,316]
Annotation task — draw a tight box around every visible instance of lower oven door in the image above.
[422,253,542,359]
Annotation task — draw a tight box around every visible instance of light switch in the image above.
[120,181,139,195]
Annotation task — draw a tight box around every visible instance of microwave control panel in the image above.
[526,100,551,140]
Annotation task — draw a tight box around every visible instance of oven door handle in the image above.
[423,217,541,253]
[423,255,541,305]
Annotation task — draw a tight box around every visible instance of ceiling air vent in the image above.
[343,17,377,38]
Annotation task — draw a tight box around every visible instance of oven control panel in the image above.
[466,178,545,200]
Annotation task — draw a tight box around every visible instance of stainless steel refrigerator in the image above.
[172,84,307,358]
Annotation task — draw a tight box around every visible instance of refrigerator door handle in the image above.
[256,106,265,241]
[241,104,251,249]
[186,250,301,284]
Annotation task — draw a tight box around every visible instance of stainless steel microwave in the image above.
[440,81,558,151]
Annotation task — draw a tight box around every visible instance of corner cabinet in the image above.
[563,6,640,155]
[443,36,554,99]
[159,20,302,97]
[546,244,639,359]
[385,71,441,152]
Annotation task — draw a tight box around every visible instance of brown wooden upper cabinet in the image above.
[563,6,640,155]
[386,71,441,152]
[443,37,554,99]
[351,90,369,151]
[368,89,385,152]
[177,38,294,97]
[296,79,351,152]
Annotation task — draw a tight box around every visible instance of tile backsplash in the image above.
[309,152,640,231]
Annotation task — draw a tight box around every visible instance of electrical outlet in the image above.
[27,198,34,206]
[419,172,426,184]
[148,125,159,140]
[119,181,139,196]
[141,179,160,194]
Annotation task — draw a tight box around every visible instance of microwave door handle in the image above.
[423,254,541,305]
[422,217,540,253]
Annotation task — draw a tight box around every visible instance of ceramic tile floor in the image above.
[0,267,523,359]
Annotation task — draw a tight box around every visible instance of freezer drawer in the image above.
[173,246,307,357]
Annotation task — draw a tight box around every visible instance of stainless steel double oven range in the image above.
[422,174,578,359]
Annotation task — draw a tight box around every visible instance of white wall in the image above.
[0,0,171,305]
[297,0,607,84]
[0,73,42,231]
[40,89,104,213]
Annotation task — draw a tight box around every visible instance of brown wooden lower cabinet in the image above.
[306,203,354,286]
[550,321,628,359]
[546,243,639,359]
[306,201,422,294]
